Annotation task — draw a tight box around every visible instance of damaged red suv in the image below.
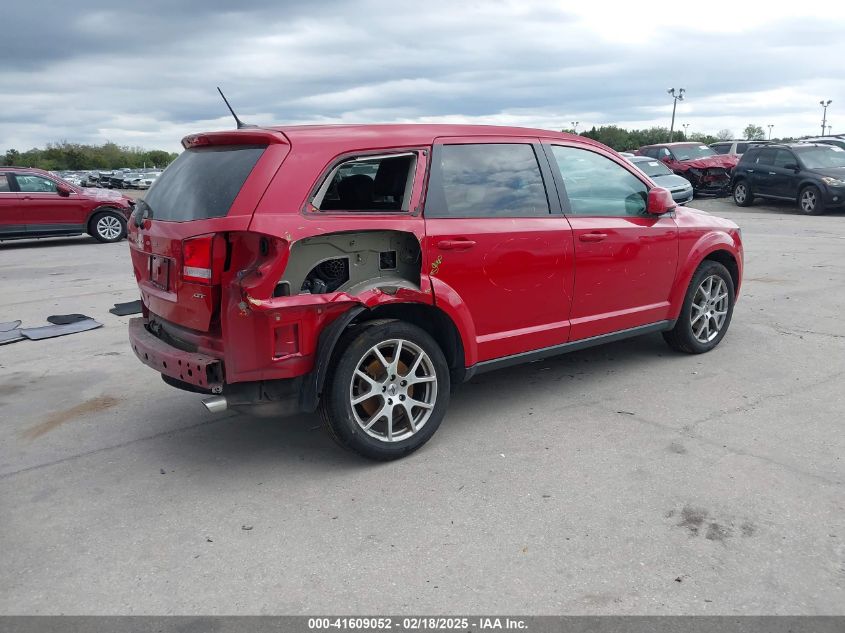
[637,142,739,195]
[128,125,743,460]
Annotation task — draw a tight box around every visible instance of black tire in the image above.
[89,209,127,243]
[319,319,450,461]
[798,185,825,215]
[732,179,754,207]
[663,260,735,354]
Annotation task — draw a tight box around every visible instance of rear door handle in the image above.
[747,169,755,173]
[768,171,776,175]
[437,239,476,250]
[579,232,608,243]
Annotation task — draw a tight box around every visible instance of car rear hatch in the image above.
[128,129,290,334]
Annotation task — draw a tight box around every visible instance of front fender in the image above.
[669,230,743,318]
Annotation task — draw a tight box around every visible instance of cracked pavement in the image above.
[0,199,843,614]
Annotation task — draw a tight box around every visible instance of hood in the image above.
[652,173,692,190]
[81,187,130,201]
[810,167,845,179]
[675,155,739,171]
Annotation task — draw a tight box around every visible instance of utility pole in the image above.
[570,121,579,134]
[820,100,832,136]
[767,124,774,140]
[667,88,685,141]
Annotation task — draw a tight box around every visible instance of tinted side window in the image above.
[773,150,796,168]
[711,144,729,155]
[756,148,777,165]
[735,143,749,154]
[551,146,648,217]
[427,144,549,218]
[0,175,10,192]
[15,175,58,193]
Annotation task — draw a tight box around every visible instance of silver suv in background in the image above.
[709,140,772,156]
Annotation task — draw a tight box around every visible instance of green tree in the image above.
[0,141,178,170]
[743,124,765,141]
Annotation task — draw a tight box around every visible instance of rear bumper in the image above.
[129,317,224,393]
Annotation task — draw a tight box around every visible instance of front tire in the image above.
[732,180,753,207]
[319,319,450,461]
[90,210,127,243]
[663,260,735,354]
[799,185,825,215]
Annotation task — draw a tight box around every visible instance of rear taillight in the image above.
[183,235,214,283]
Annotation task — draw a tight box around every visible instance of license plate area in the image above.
[149,255,171,290]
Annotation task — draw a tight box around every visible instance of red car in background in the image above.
[0,167,135,243]
[127,124,743,460]
[637,142,739,195]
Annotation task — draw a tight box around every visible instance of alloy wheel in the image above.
[800,189,817,213]
[690,275,729,344]
[349,338,437,442]
[734,183,746,204]
[96,215,123,240]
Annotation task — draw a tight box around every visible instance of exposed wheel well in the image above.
[359,303,467,384]
[703,250,739,294]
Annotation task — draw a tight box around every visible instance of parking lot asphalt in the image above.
[1,196,843,615]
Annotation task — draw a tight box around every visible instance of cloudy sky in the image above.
[2,0,844,153]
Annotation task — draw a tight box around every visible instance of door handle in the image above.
[579,232,608,243]
[437,239,476,250]
[747,169,754,173]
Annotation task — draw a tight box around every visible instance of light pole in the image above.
[768,124,774,140]
[820,100,832,136]
[667,88,685,141]
[570,121,579,134]
[682,123,689,139]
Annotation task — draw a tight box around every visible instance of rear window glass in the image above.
[141,145,265,221]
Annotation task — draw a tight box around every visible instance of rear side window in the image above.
[711,144,729,154]
[735,143,749,154]
[311,152,417,212]
[755,148,777,165]
[0,175,9,192]
[426,144,549,218]
[142,145,265,222]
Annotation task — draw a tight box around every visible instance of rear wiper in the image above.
[134,199,153,227]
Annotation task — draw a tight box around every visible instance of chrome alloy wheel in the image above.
[349,339,437,442]
[691,275,729,344]
[96,215,123,240]
[734,182,747,204]
[800,188,817,213]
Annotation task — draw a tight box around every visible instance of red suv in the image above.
[128,125,743,460]
[0,167,134,243]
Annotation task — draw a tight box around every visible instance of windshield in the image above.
[634,159,673,177]
[673,145,717,161]
[796,145,845,169]
[142,145,265,221]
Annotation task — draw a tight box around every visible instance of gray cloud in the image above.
[1,1,843,152]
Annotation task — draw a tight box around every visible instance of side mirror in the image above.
[783,162,799,171]
[57,184,73,197]
[646,187,677,215]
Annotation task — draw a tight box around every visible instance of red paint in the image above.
[127,124,743,402]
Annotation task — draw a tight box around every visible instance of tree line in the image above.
[568,124,795,152]
[2,141,179,171]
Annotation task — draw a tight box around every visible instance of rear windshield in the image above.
[633,159,672,177]
[142,145,265,221]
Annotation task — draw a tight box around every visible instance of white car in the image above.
[135,173,160,189]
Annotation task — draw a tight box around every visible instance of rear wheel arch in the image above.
[304,302,466,412]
